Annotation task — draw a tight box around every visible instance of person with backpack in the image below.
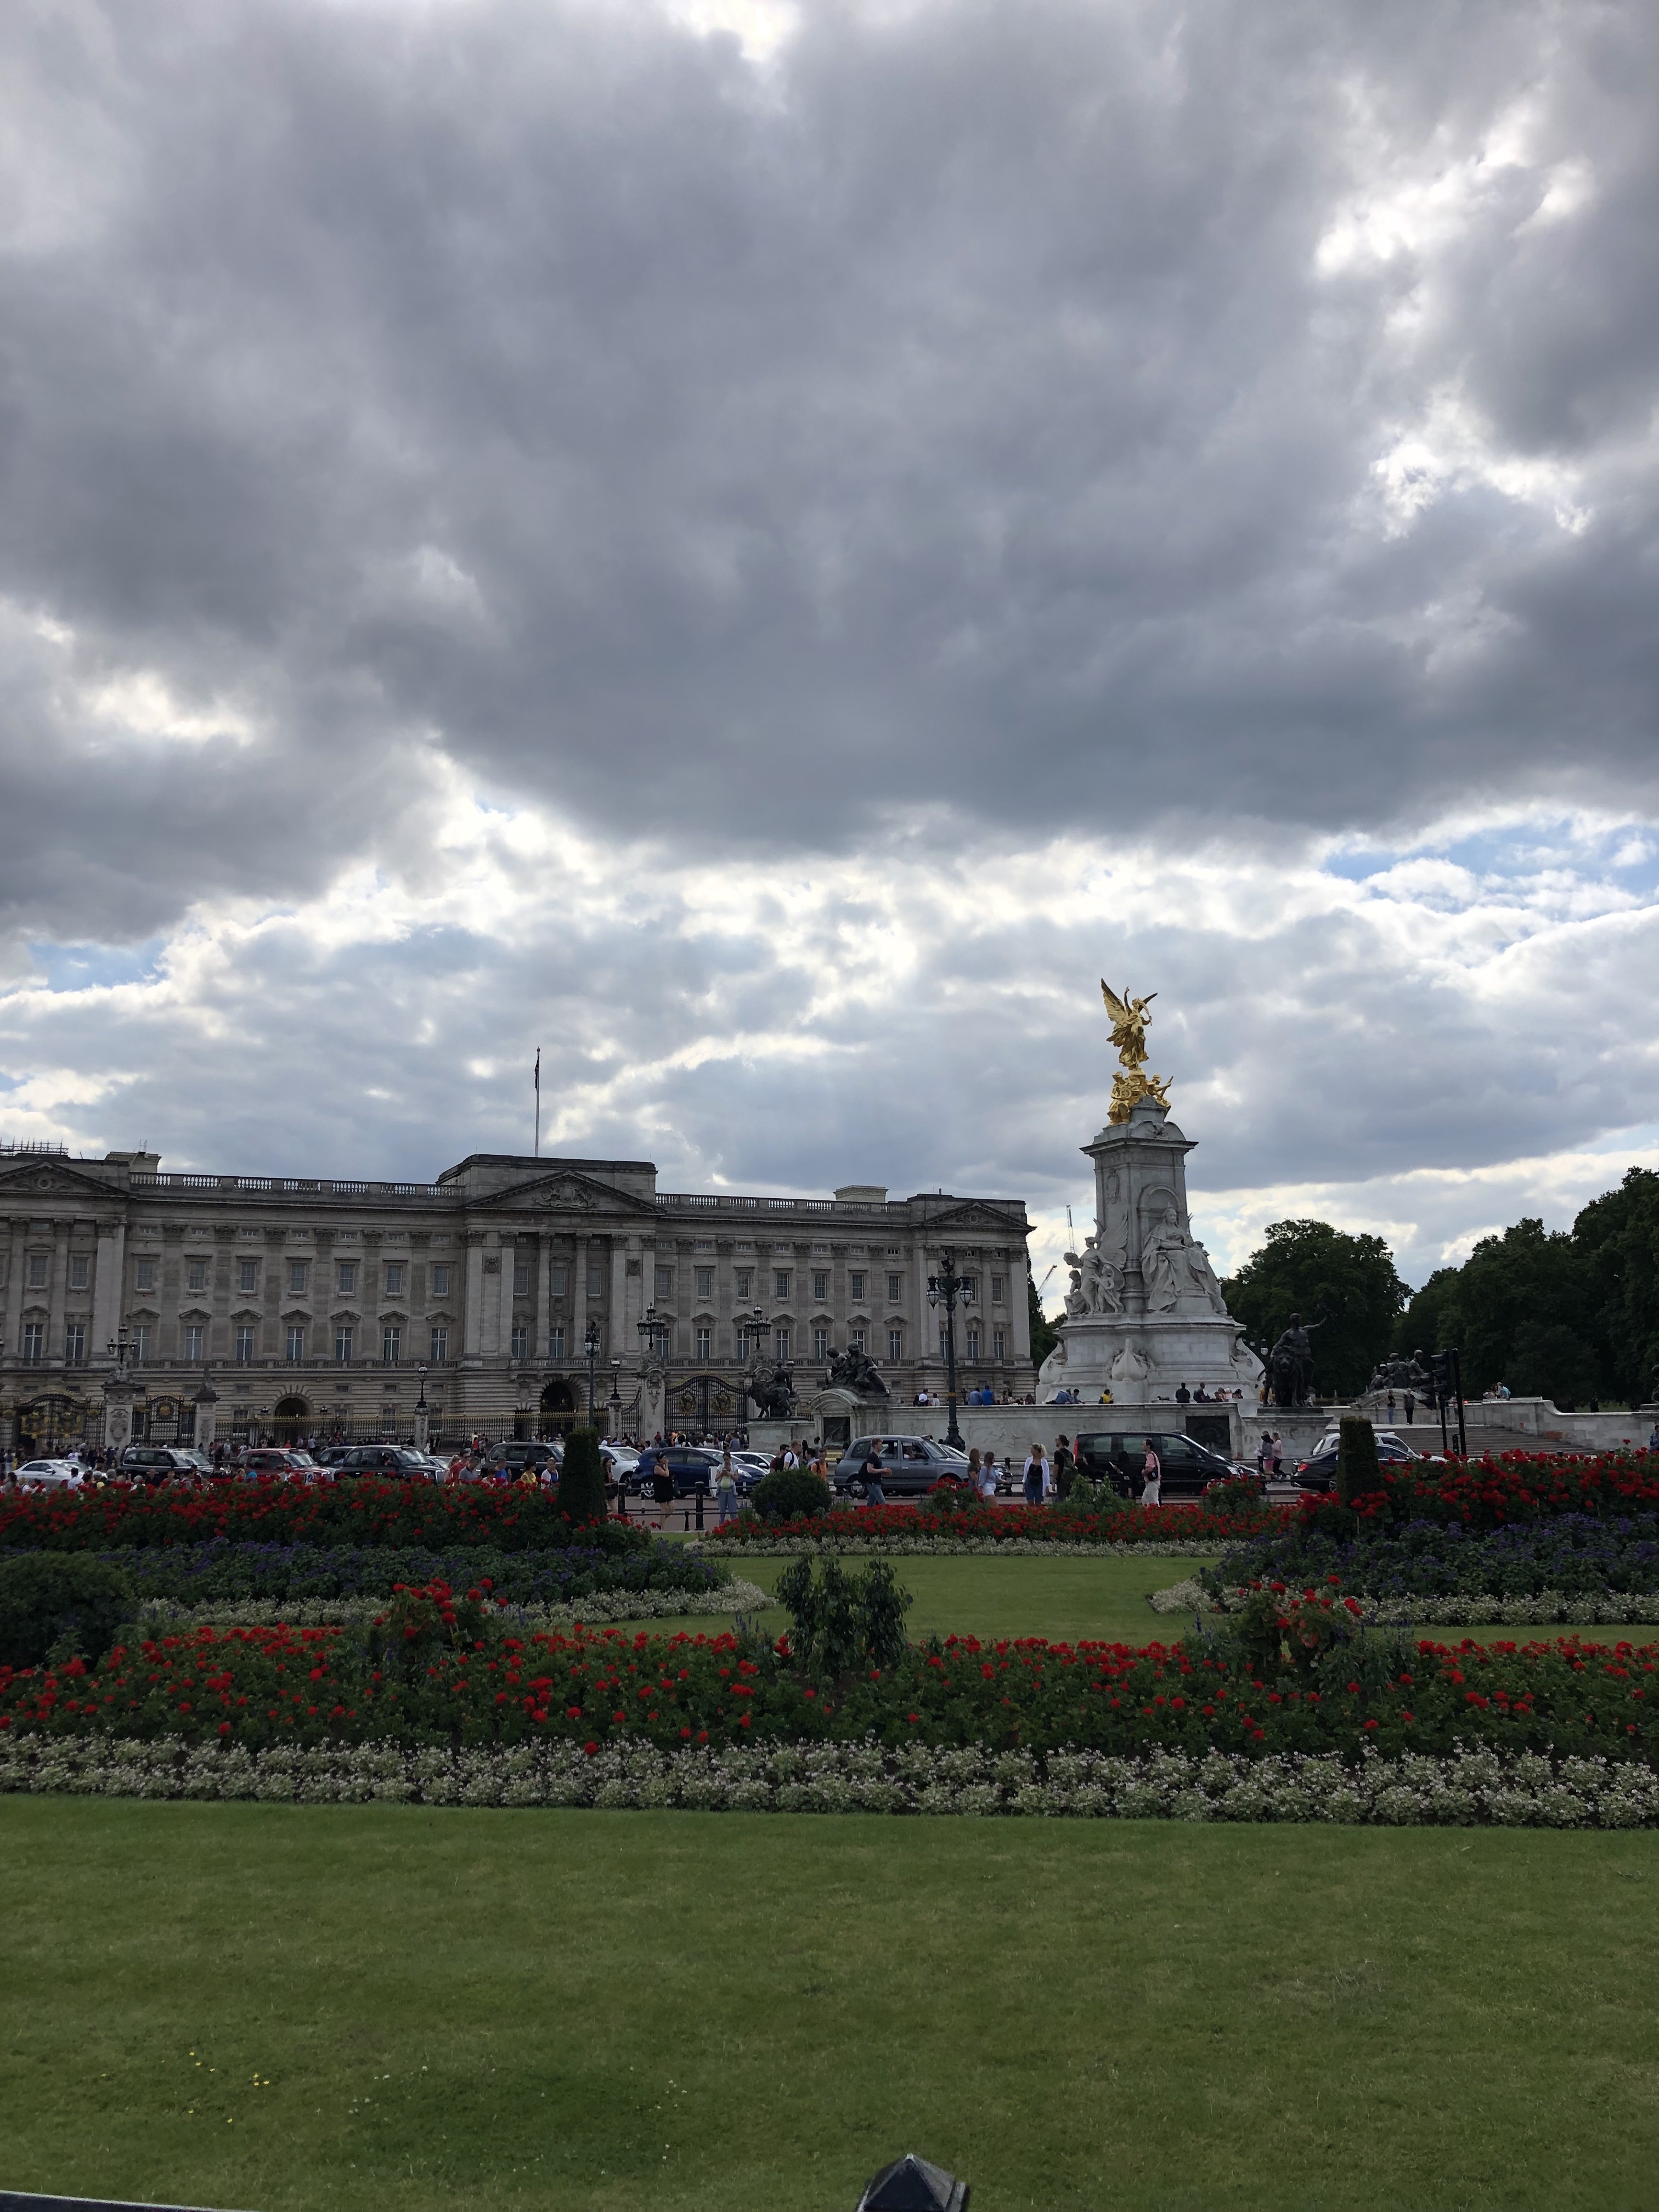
[862,1446,888,1508]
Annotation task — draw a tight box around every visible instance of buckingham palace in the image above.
[0,1143,1036,1452]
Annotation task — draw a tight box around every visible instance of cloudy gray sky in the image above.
[3,0,1657,1297]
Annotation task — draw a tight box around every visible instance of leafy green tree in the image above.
[1028,1272,1060,1370]
[1222,1220,1406,1400]
[1397,1268,1465,1369]
[1574,1169,1659,1406]
[1442,1219,1598,1403]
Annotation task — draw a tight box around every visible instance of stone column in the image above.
[4,1218,27,1368]
[92,1218,126,1364]
[461,1231,486,1368]
[479,1235,504,1361]
[47,1219,71,1368]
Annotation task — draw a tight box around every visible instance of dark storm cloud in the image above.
[3,0,1657,955]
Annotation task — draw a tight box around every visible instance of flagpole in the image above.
[534,1048,541,1158]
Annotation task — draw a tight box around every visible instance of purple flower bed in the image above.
[1217,1514,1659,1600]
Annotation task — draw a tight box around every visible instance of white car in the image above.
[600,1443,640,1479]
[15,1458,84,1489]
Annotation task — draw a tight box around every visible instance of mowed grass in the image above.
[6,1798,1659,2211]
[651,1550,1655,1647]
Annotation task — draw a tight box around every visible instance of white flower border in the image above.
[1185,1584,1659,1628]
[691,1536,1219,1559]
[131,1579,773,1633]
[4,1733,1657,1825]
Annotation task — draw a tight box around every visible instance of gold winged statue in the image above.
[1101,980,1171,1122]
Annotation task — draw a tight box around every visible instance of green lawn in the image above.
[657,1553,1656,1648]
[5,1798,1659,2210]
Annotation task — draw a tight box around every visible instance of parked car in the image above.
[118,1444,210,1481]
[14,1458,84,1489]
[1073,1430,1243,1499]
[634,1445,720,1498]
[600,1443,640,1482]
[331,1444,434,1479]
[238,1447,325,1481]
[833,1436,972,1498]
[484,1440,561,1477]
[1294,1435,1419,1494]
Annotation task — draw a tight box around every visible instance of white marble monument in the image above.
[1039,989,1261,1407]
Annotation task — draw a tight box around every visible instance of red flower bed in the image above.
[1329,1449,1659,1532]
[5,1581,1656,1767]
[0,1476,622,1555]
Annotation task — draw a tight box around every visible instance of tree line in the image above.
[1215,1169,1659,1408]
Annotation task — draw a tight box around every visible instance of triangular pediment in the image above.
[0,1158,120,1200]
[491,1168,641,1215]
[925,1201,1028,1235]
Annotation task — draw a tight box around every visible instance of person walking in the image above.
[1023,1444,1047,1506]
[862,1446,888,1508]
[715,1451,738,1524]
[1403,1389,1417,1427]
[978,1451,1000,1503]
[1256,1430,1273,1479]
[1139,1439,1162,1506]
[1271,1432,1284,1477]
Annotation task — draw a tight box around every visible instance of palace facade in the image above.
[0,1145,1035,1449]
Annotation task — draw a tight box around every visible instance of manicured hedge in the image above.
[1216,1515,1659,1602]
[0,1539,725,1609]
[707,1499,1289,1550]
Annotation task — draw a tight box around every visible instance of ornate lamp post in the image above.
[927,1250,969,1452]
[414,1362,430,1453]
[637,1304,669,1440]
[584,1317,602,1426]
[608,1360,623,1435]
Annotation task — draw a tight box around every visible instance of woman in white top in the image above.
[978,1452,1000,1503]
[1140,1442,1161,1506]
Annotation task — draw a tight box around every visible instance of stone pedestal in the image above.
[192,1373,219,1451]
[100,1376,137,1453]
[413,1402,430,1453]
[1040,1095,1260,1406]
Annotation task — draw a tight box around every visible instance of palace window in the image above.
[849,1328,866,1355]
[188,1259,210,1293]
[889,1327,904,1362]
[22,1323,44,1363]
[656,1266,675,1298]
[696,1326,712,1361]
[26,1252,48,1289]
[286,1325,306,1363]
[813,1328,829,1362]
[994,1327,1006,1361]
[812,1271,828,1302]
[183,1325,204,1363]
[586,1264,606,1297]
[135,1259,157,1293]
[510,1325,528,1363]
[68,1255,89,1291]
[966,1327,981,1361]
[432,1263,451,1298]
[238,1260,259,1294]
[849,1272,865,1302]
[549,1265,566,1297]
[383,1262,405,1296]
[382,1325,402,1365]
[774,1328,790,1361]
[335,1327,354,1363]
[736,1269,752,1301]
[64,1322,87,1365]
[287,1262,309,1294]
[549,1325,566,1359]
[430,1327,448,1364]
[512,1260,530,1298]
[695,1268,713,1300]
[131,1327,151,1363]
[991,1274,1006,1303]
[337,1261,357,1295]
[235,1326,255,1364]
[887,1273,901,1302]
[774,1271,790,1301]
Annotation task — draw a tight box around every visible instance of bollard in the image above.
[695,1488,704,1530]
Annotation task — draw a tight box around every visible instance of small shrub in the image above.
[370,1579,494,1679]
[556,1429,609,1526]
[1336,1417,1383,1508]
[1201,1476,1267,1518]
[0,1553,134,1669]
[777,1555,914,1677]
[752,1466,833,1521]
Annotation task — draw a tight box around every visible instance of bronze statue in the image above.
[1101,980,1172,1123]
[823,1344,889,1398]
[1267,1311,1324,1408]
[746,1357,797,1421]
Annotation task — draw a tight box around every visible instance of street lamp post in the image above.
[415,1363,430,1453]
[584,1318,601,1426]
[926,1250,970,1452]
